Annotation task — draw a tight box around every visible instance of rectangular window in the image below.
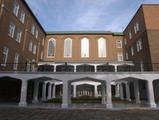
[134,22,140,34]
[81,38,89,58]
[13,53,19,70]
[33,45,37,54]
[35,29,38,39]
[98,38,106,57]
[16,29,22,43]
[8,22,15,38]
[31,24,35,35]
[19,10,25,23]
[129,32,132,39]
[116,40,122,48]
[131,47,134,56]
[13,1,19,16]
[117,53,123,61]
[136,39,142,52]
[2,47,9,66]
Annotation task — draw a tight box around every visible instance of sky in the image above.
[25,0,159,32]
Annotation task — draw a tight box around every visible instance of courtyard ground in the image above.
[0,107,159,120]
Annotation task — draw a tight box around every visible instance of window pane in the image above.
[64,38,72,58]
[81,38,89,57]
[98,38,106,57]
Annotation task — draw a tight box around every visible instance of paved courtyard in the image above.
[0,107,159,120]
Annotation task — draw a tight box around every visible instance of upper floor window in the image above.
[124,39,127,45]
[117,52,123,61]
[13,1,19,16]
[136,38,142,52]
[131,47,134,56]
[33,44,37,54]
[2,47,9,66]
[48,38,56,57]
[98,38,106,57]
[16,29,22,43]
[81,38,89,58]
[134,22,140,34]
[28,41,33,52]
[125,52,129,60]
[129,31,132,39]
[13,53,19,70]
[35,29,38,39]
[116,40,122,48]
[31,24,35,35]
[8,22,15,38]
[64,38,72,58]
[19,10,25,23]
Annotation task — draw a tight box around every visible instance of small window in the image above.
[13,1,19,16]
[117,53,123,61]
[134,22,140,34]
[31,24,35,35]
[16,29,22,43]
[33,45,37,54]
[2,47,9,66]
[35,29,38,39]
[136,39,142,52]
[28,41,33,52]
[8,22,15,38]
[129,32,132,39]
[19,10,25,23]
[13,53,19,70]
[48,39,56,57]
[116,40,122,48]
[131,47,134,56]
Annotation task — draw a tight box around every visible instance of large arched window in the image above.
[48,38,56,57]
[64,38,72,58]
[98,38,106,57]
[81,38,89,57]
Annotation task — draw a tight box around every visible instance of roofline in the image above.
[23,0,46,34]
[46,31,124,36]
[123,4,159,32]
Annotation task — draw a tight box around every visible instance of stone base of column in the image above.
[149,103,157,108]
[19,102,27,107]
[106,104,112,109]
[62,104,69,108]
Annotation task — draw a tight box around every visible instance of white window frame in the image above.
[35,29,38,39]
[81,38,89,58]
[8,22,15,38]
[117,52,123,61]
[47,38,56,58]
[28,41,33,52]
[13,1,19,17]
[137,39,142,52]
[1,47,9,66]
[116,40,122,48]
[19,10,25,23]
[64,38,72,58]
[16,29,22,43]
[33,44,37,54]
[13,53,19,70]
[136,22,140,32]
[98,38,106,58]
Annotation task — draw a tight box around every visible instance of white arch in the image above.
[47,38,56,57]
[64,38,72,58]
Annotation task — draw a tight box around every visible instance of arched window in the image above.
[48,38,56,57]
[98,38,106,57]
[81,38,89,57]
[64,38,72,58]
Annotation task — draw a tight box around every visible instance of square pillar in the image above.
[115,83,120,98]
[73,85,77,98]
[125,82,131,101]
[52,84,56,98]
[19,80,28,107]
[106,81,112,109]
[74,65,77,72]
[32,81,39,103]
[134,80,141,104]
[42,83,46,101]
[101,83,106,104]
[47,83,52,100]
[94,85,98,97]
[94,65,97,72]
[54,65,57,72]
[147,81,157,108]
[119,83,124,100]
[62,81,69,108]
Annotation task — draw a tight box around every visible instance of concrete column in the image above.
[101,83,106,104]
[54,65,57,72]
[115,83,120,98]
[94,65,97,72]
[114,65,118,72]
[73,84,77,98]
[74,65,77,72]
[32,81,39,103]
[68,83,72,104]
[125,82,131,101]
[119,83,124,100]
[62,81,69,108]
[52,84,56,98]
[42,83,46,101]
[19,80,28,107]
[134,80,141,104]
[94,85,98,97]
[147,81,157,108]
[47,83,52,100]
[106,81,112,109]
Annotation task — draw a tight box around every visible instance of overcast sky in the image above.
[26,0,159,32]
